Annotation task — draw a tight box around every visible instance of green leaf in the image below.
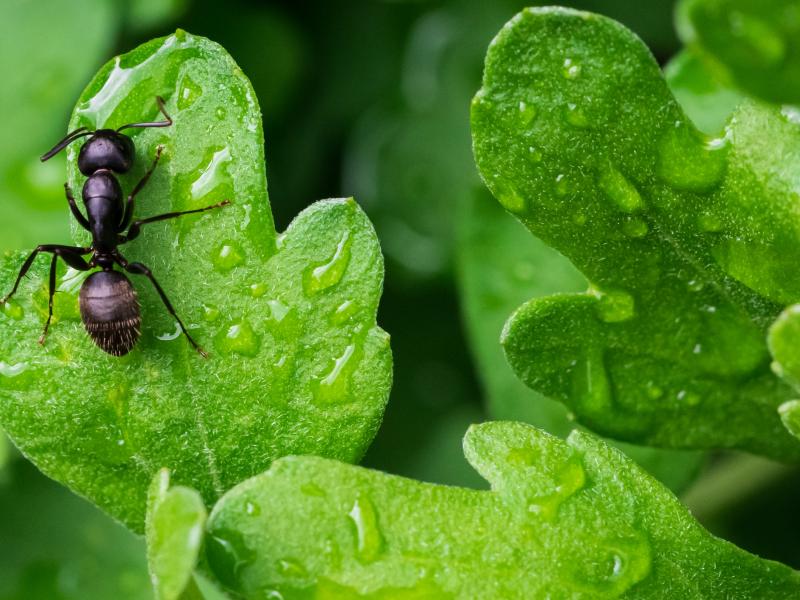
[0,458,150,600]
[0,0,117,250]
[456,189,704,492]
[0,31,391,532]
[663,49,745,135]
[768,305,800,440]
[204,421,800,598]
[471,7,800,459]
[146,469,207,600]
[676,0,800,104]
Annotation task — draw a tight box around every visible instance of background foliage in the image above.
[2,0,800,597]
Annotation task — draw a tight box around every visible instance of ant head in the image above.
[77,130,135,175]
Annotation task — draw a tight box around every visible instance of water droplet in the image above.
[205,528,255,593]
[598,166,643,213]
[330,300,359,325]
[687,279,704,292]
[314,343,357,404]
[245,501,260,516]
[697,212,724,232]
[572,211,587,226]
[215,106,226,120]
[527,146,543,163]
[528,455,586,520]
[572,534,652,595]
[177,74,203,110]
[277,558,307,579]
[203,303,220,322]
[250,283,267,298]
[303,232,353,294]
[494,182,526,213]
[156,321,182,341]
[571,348,612,415]
[657,122,727,193]
[727,11,785,67]
[212,241,245,272]
[693,343,702,354]
[781,105,800,125]
[676,389,701,406]
[348,493,383,563]
[564,103,588,128]
[0,362,27,378]
[646,381,663,399]
[1,299,24,320]
[267,299,290,322]
[215,319,260,357]
[518,101,537,126]
[622,217,648,238]
[593,289,635,323]
[300,482,327,497]
[563,57,581,79]
[554,174,571,196]
[191,147,232,202]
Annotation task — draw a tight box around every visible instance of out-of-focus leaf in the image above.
[204,421,800,598]
[146,469,207,600]
[0,0,117,250]
[471,7,800,459]
[0,459,150,600]
[664,49,745,135]
[676,0,800,104]
[127,0,187,33]
[0,31,391,532]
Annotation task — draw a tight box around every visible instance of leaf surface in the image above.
[471,7,800,459]
[146,469,207,600]
[676,0,800,103]
[0,31,391,531]
[204,421,800,598]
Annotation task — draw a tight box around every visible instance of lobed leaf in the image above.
[676,0,800,104]
[146,469,207,600]
[0,31,391,531]
[204,421,800,598]
[471,7,800,459]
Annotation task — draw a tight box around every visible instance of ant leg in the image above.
[118,145,164,232]
[64,183,90,231]
[122,200,231,242]
[115,96,173,132]
[116,256,208,358]
[38,249,91,345]
[1,244,91,305]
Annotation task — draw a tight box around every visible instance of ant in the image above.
[0,97,229,358]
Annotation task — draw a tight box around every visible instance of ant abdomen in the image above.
[79,271,141,356]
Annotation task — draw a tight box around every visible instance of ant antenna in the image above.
[40,127,94,162]
[116,96,173,132]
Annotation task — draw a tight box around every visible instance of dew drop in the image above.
[1,299,24,320]
[348,493,383,563]
[177,74,203,110]
[573,534,652,595]
[0,362,28,378]
[202,303,220,322]
[646,381,663,399]
[554,174,571,196]
[191,147,232,202]
[564,103,588,128]
[494,182,526,213]
[527,146,543,163]
[331,300,360,325]
[562,57,581,79]
[156,321,182,341]
[572,211,587,226]
[215,319,260,357]
[594,289,635,323]
[212,241,245,272]
[267,299,290,322]
[571,348,612,415]
[528,455,586,520]
[598,166,643,213]
[314,343,357,404]
[622,217,648,238]
[249,283,267,298]
[277,558,307,579]
[205,528,255,593]
[245,501,260,516]
[697,212,724,232]
[687,279,704,292]
[303,231,353,295]
[517,101,537,126]
[215,106,226,120]
[781,105,800,125]
[657,121,727,193]
[300,482,327,497]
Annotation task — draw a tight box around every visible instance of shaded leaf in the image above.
[0,31,391,531]
[676,0,800,104]
[471,7,800,459]
[204,421,800,598]
[146,469,207,600]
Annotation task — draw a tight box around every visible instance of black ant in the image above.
[0,97,229,358]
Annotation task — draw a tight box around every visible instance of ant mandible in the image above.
[0,96,229,358]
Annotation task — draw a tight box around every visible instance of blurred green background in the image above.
[1,0,799,598]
